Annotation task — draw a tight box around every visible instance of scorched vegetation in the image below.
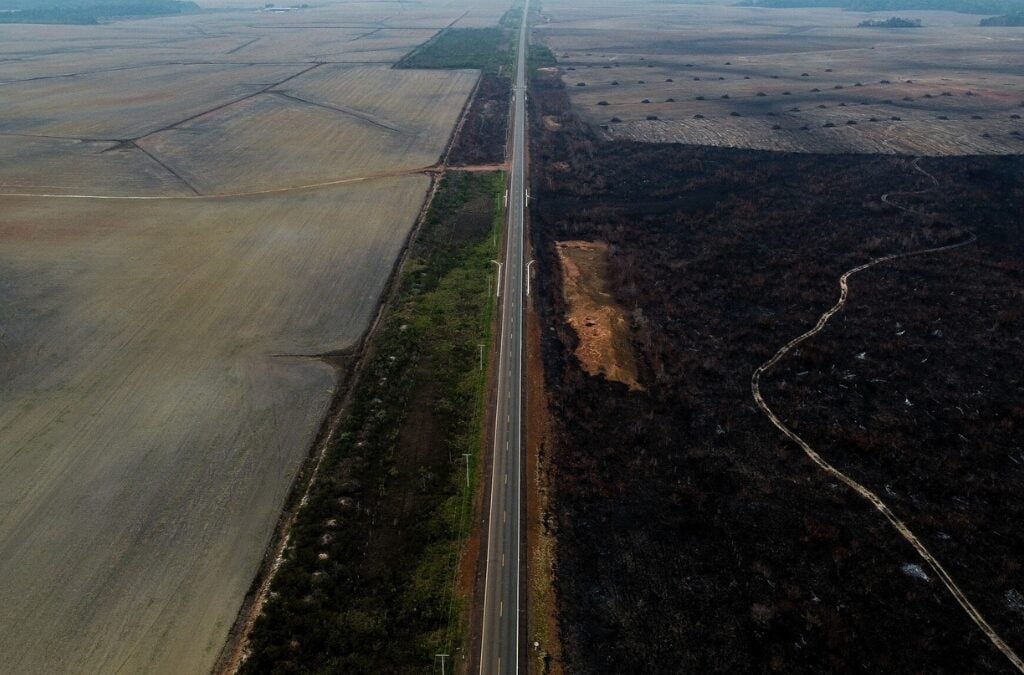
[529,67,1024,673]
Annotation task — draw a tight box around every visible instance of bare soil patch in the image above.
[555,240,641,391]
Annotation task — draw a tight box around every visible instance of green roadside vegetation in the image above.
[241,171,505,673]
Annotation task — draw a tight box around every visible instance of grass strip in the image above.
[242,171,505,673]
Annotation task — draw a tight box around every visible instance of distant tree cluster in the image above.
[980,12,1024,24]
[395,27,513,75]
[740,0,1024,15]
[0,0,199,24]
[858,16,922,26]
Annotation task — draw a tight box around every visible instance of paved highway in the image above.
[479,2,529,673]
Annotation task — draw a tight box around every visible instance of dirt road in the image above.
[752,207,1023,671]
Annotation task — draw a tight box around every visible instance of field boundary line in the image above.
[751,228,1024,670]
[133,62,325,142]
[270,90,405,133]
[0,166,435,200]
[225,37,260,55]
[128,140,201,195]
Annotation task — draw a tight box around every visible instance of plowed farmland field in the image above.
[0,178,429,674]
[0,0,505,670]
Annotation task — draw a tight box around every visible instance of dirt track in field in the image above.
[0,1,506,670]
[751,162,1023,672]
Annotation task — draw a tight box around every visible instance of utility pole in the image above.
[489,260,503,298]
[436,653,449,675]
[463,453,472,488]
[526,259,536,297]
[479,343,484,371]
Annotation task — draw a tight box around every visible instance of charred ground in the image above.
[528,69,1024,672]
[449,75,512,166]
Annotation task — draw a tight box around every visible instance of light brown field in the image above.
[141,65,478,193]
[536,0,1024,155]
[556,240,642,391]
[0,0,509,671]
[0,136,197,196]
[0,179,428,674]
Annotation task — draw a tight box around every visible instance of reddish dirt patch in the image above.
[555,240,641,391]
[542,115,562,132]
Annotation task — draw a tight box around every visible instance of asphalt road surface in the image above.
[479,3,529,673]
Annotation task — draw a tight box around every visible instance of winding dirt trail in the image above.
[752,160,1024,672]
[880,157,939,213]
